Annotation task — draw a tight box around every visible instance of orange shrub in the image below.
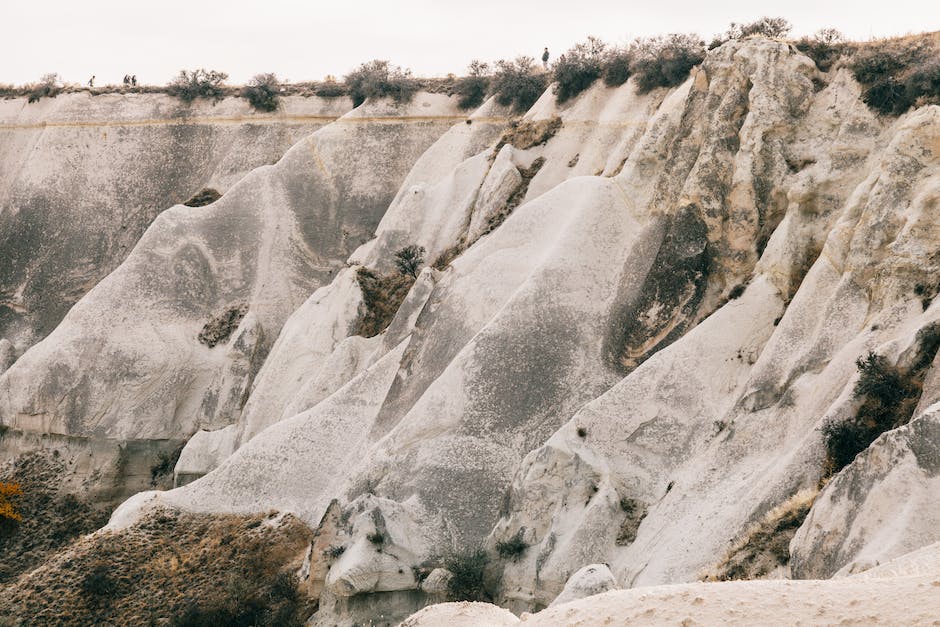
[0,481,23,522]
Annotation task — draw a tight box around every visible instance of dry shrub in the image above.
[602,49,633,87]
[493,116,562,154]
[552,37,607,103]
[454,60,490,109]
[631,34,706,94]
[394,245,426,278]
[242,73,280,112]
[0,508,313,625]
[705,488,818,581]
[432,240,466,270]
[167,69,228,103]
[850,37,938,115]
[344,60,417,107]
[355,268,415,337]
[490,57,548,114]
[795,28,856,72]
[0,482,22,523]
[26,73,62,103]
[0,452,109,583]
[822,324,940,476]
[444,549,489,602]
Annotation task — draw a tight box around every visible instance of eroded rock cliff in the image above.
[2,34,940,625]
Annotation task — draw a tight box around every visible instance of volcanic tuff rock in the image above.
[3,35,940,624]
[0,94,349,354]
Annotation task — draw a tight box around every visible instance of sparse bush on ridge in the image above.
[242,73,280,112]
[491,56,548,113]
[454,60,490,110]
[631,34,706,94]
[314,77,347,98]
[710,17,792,49]
[344,60,418,107]
[552,37,607,102]
[167,69,228,103]
[27,73,62,103]
[850,38,939,115]
[795,28,855,72]
[602,48,633,87]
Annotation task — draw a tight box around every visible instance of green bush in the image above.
[242,73,280,112]
[552,37,607,103]
[394,245,426,278]
[631,34,706,94]
[167,69,228,103]
[344,60,417,107]
[491,57,548,114]
[455,60,490,109]
[27,73,62,103]
[444,549,489,602]
[602,49,633,87]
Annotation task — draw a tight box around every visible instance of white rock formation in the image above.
[549,564,618,607]
[0,93,350,354]
[0,92,484,498]
[4,34,940,626]
[405,542,940,625]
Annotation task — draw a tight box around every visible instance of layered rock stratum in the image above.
[2,35,940,625]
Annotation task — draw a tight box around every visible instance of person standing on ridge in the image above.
[542,47,550,69]
[88,75,95,87]
[131,75,137,86]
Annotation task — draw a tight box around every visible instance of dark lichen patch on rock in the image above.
[354,268,415,338]
[607,205,710,371]
[0,507,314,626]
[182,188,222,207]
[197,304,248,348]
[704,488,817,581]
[615,498,648,546]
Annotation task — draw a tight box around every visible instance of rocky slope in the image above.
[2,35,940,625]
[0,93,350,355]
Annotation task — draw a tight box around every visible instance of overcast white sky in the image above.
[2,0,937,86]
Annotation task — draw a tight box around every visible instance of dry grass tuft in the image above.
[354,268,415,338]
[493,117,562,155]
[0,507,314,625]
[0,452,108,584]
[704,488,818,581]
